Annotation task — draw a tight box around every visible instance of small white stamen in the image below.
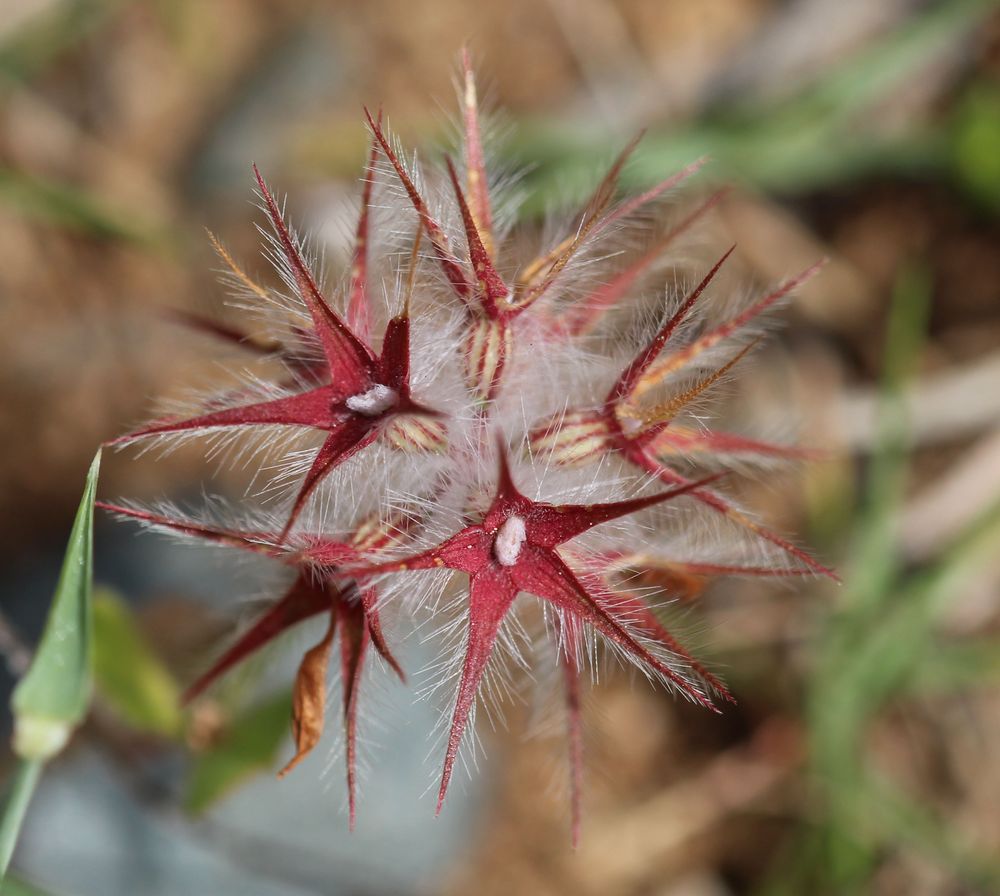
[346,384,397,417]
[494,515,526,567]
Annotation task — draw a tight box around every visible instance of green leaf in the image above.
[11,450,100,761]
[184,691,291,814]
[907,639,1000,694]
[0,0,121,86]
[511,0,990,213]
[846,264,931,616]
[91,589,182,738]
[951,85,1000,212]
[0,168,162,245]
[0,761,42,880]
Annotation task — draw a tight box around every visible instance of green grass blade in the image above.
[907,638,1000,694]
[0,761,42,880]
[0,168,162,245]
[512,1,989,211]
[847,264,931,614]
[792,267,931,891]
[11,450,100,760]
[2,452,101,882]
[0,0,119,87]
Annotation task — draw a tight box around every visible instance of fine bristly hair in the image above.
[102,50,832,844]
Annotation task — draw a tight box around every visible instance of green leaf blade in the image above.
[11,450,100,760]
[0,761,42,880]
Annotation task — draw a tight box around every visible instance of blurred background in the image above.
[2,0,1000,893]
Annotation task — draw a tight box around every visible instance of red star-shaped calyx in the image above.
[367,53,708,404]
[97,501,409,828]
[349,438,722,818]
[530,250,836,578]
[112,161,440,541]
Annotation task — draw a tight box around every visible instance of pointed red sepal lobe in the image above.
[335,595,370,829]
[591,583,734,704]
[633,258,828,399]
[253,164,375,394]
[356,584,405,682]
[492,431,521,501]
[516,473,724,549]
[511,548,719,712]
[184,573,332,703]
[594,155,710,238]
[364,108,472,302]
[595,549,815,585]
[108,386,344,446]
[278,419,381,543]
[647,425,820,462]
[626,449,839,580]
[95,502,283,557]
[356,526,493,579]
[584,129,646,223]
[166,310,277,355]
[460,49,494,256]
[444,156,509,317]
[608,245,735,406]
[167,309,329,387]
[347,122,382,342]
[377,311,413,390]
[436,565,518,813]
[563,188,729,338]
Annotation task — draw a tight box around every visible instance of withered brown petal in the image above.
[278,607,337,778]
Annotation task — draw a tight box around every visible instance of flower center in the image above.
[493,515,526,566]
[345,384,398,417]
[616,409,645,436]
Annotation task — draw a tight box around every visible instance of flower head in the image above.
[105,52,831,840]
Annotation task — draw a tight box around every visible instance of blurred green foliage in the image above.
[511,0,998,214]
[184,691,292,815]
[92,589,183,738]
[0,168,161,244]
[763,269,1000,894]
[951,84,1000,212]
[0,0,119,84]
[0,1,164,244]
